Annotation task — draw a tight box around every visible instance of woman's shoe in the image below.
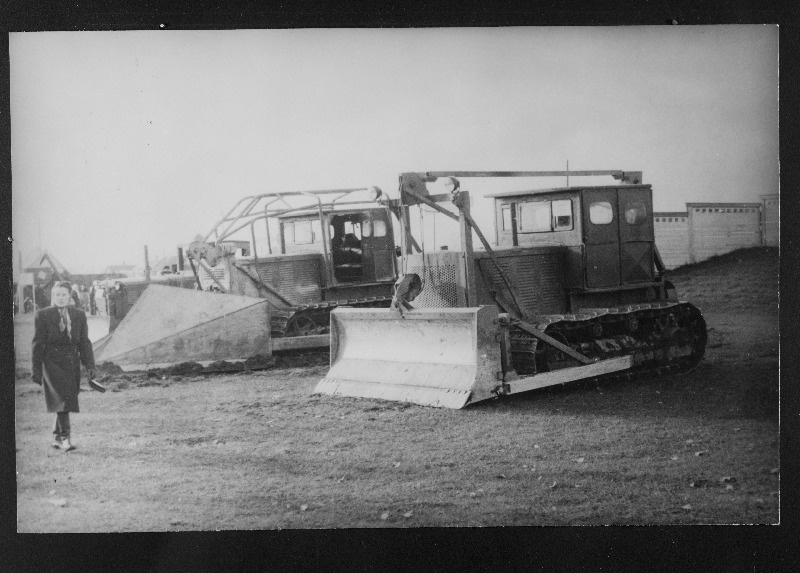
[51,436,62,449]
[60,438,76,452]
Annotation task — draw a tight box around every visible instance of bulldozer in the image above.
[184,186,401,350]
[93,186,403,370]
[315,171,708,408]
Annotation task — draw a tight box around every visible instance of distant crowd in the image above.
[17,280,127,317]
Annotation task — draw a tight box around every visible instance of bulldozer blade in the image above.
[314,306,503,409]
[93,284,272,370]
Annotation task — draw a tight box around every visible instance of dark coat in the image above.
[32,306,95,413]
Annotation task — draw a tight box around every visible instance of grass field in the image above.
[14,248,780,530]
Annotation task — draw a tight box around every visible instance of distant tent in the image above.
[20,250,72,309]
[23,250,71,280]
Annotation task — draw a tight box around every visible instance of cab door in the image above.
[617,187,654,283]
[361,209,396,282]
[581,189,620,288]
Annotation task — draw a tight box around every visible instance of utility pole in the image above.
[456,191,477,307]
[144,245,151,282]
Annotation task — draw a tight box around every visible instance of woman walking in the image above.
[31,281,96,451]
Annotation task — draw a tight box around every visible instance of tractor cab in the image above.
[279,207,397,286]
[186,186,399,304]
[490,184,657,291]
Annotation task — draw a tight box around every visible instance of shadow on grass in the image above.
[469,359,779,421]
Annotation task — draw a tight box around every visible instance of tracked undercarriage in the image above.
[270,296,394,337]
[509,301,707,378]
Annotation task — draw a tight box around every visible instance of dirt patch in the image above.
[95,354,278,381]
[14,247,779,530]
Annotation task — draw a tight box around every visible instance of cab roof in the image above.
[277,205,386,220]
[486,183,651,199]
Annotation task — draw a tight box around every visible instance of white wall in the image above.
[687,204,762,263]
[654,214,691,269]
[760,194,779,247]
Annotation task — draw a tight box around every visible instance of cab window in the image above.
[519,201,552,233]
[292,221,313,244]
[552,199,573,230]
[362,218,387,238]
[344,220,362,239]
[501,206,512,231]
[589,201,614,225]
[622,201,647,225]
[518,199,573,232]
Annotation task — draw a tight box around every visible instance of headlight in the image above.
[443,177,460,194]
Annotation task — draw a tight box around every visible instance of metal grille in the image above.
[489,258,539,311]
[199,264,230,291]
[254,261,282,288]
[534,253,565,313]
[407,248,565,313]
[254,259,322,304]
[409,263,460,307]
[278,261,296,292]
[291,259,322,303]
[476,250,565,315]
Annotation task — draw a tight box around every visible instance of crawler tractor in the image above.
[185,187,400,350]
[95,186,403,370]
[315,171,708,408]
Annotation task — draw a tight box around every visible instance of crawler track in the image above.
[510,301,707,381]
[270,296,394,338]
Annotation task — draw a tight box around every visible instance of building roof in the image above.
[686,202,761,208]
[151,255,179,269]
[22,250,70,275]
[104,264,137,272]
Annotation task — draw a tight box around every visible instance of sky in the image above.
[10,26,779,274]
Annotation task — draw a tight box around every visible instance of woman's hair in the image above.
[52,280,72,293]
